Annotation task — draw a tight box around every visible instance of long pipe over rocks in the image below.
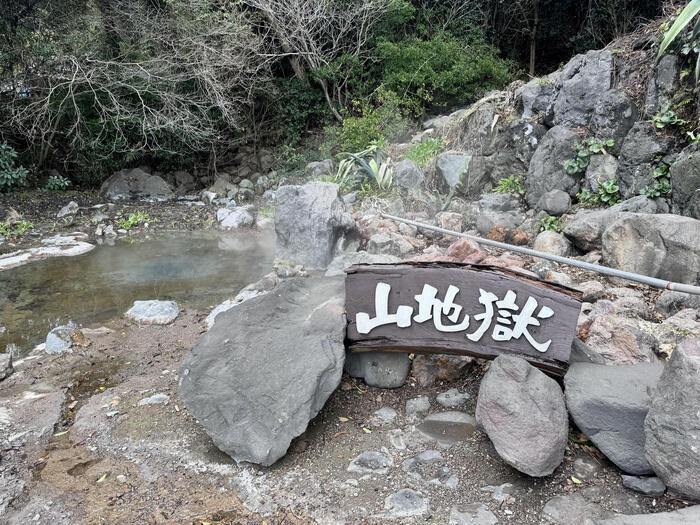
[379,212,700,296]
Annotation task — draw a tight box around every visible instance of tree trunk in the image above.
[529,0,539,76]
[318,77,343,123]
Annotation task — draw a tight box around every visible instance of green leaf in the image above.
[658,0,700,60]
[96,473,108,483]
[572,476,582,484]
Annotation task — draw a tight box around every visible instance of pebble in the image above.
[436,388,470,408]
[578,280,605,302]
[138,393,170,406]
[370,406,398,426]
[384,488,429,518]
[481,482,515,503]
[406,395,430,416]
[347,451,393,474]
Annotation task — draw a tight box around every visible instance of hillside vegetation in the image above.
[0,0,668,188]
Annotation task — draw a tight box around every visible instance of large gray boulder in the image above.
[476,355,568,477]
[644,54,680,118]
[546,50,613,127]
[526,126,581,207]
[645,338,700,501]
[275,182,356,269]
[564,362,664,474]
[602,213,700,284]
[589,89,638,155]
[99,168,174,201]
[490,118,547,186]
[178,277,345,466]
[616,122,674,198]
[563,196,658,252]
[670,143,700,219]
[436,152,491,197]
[516,73,559,118]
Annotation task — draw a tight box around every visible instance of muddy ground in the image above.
[1,303,694,525]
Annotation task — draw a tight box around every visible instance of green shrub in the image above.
[340,88,407,152]
[0,142,29,192]
[494,175,526,195]
[45,174,71,191]
[403,138,443,166]
[374,33,516,116]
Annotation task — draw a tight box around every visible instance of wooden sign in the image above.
[345,262,582,374]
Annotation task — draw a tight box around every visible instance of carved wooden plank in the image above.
[345,262,583,375]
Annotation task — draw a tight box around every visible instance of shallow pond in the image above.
[0,231,275,357]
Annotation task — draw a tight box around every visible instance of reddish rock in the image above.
[585,313,658,365]
[446,238,481,259]
[487,225,507,242]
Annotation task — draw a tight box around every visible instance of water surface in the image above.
[0,232,275,356]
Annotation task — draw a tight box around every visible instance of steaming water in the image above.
[0,231,275,357]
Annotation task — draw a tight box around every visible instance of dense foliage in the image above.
[0,0,665,188]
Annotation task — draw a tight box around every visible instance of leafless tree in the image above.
[244,0,395,122]
[5,0,274,167]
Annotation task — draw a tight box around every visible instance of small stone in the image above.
[536,189,571,216]
[347,450,393,474]
[370,406,398,427]
[406,395,430,416]
[45,323,76,354]
[655,291,700,317]
[545,270,575,287]
[436,388,470,408]
[578,280,605,302]
[402,450,454,485]
[125,300,179,325]
[573,457,602,481]
[533,230,572,256]
[481,482,515,503]
[137,393,170,406]
[449,503,498,525]
[344,351,411,389]
[621,475,666,497]
[116,475,127,483]
[384,488,429,518]
[57,201,79,218]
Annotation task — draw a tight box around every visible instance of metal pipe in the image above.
[379,212,700,296]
